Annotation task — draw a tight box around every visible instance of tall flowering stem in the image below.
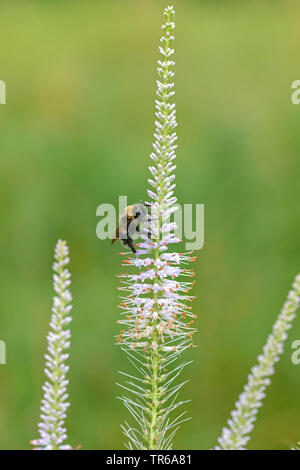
[31,239,72,450]
[216,273,300,450]
[116,6,196,450]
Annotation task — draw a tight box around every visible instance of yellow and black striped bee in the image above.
[111,204,148,254]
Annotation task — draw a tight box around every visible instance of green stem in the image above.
[147,214,162,449]
[149,349,159,449]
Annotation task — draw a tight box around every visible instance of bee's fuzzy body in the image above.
[111,204,147,254]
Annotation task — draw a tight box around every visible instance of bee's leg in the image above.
[136,223,140,232]
[147,220,152,239]
[126,237,136,254]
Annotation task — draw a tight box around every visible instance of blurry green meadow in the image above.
[0,0,300,450]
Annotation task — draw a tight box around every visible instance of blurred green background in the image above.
[0,0,300,450]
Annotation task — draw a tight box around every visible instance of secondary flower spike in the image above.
[31,239,73,450]
[216,273,300,450]
[116,6,197,450]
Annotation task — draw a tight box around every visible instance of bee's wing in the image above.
[111,226,120,245]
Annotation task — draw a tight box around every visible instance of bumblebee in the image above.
[111,204,148,254]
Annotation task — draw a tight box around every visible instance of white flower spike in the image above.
[31,239,73,450]
[116,6,197,450]
[216,273,300,450]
